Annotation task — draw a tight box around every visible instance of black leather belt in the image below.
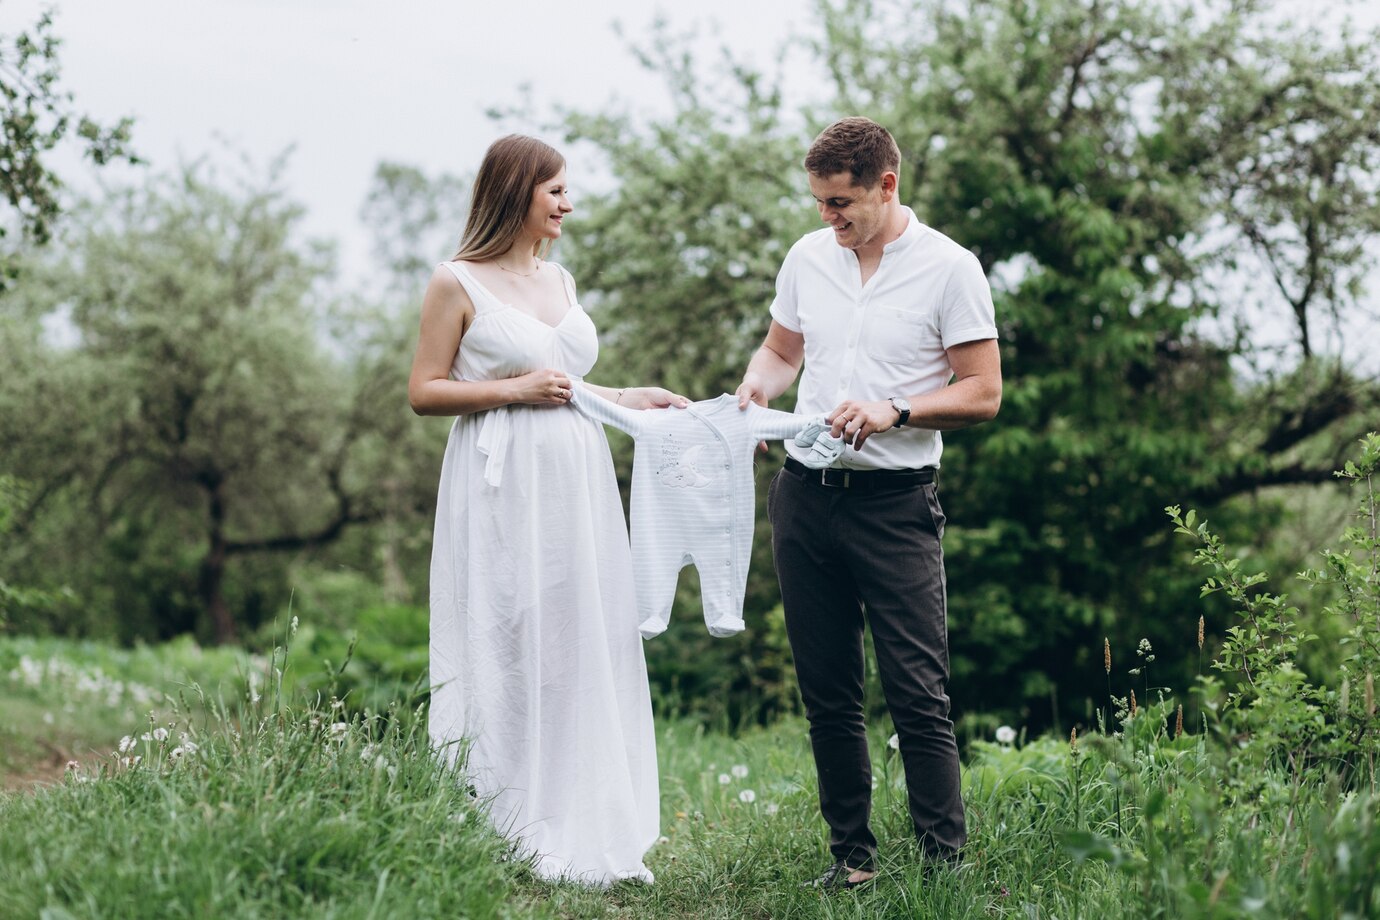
[784,457,937,491]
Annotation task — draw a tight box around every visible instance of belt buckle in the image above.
[819,469,850,488]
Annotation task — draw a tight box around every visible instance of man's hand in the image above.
[735,375,771,453]
[828,399,900,451]
[735,375,769,410]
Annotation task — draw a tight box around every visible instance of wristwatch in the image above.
[889,396,911,428]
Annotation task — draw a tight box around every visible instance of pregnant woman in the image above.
[408,134,686,885]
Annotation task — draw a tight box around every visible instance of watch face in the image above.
[892,397,910,413]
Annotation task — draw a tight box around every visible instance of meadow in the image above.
[4,435,1380,917]
[1,620,1375,919]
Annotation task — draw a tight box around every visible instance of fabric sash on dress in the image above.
[477,407,511,488]
[475,374,586,488]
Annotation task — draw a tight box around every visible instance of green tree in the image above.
[0,7,134,287]
[536,0,1380,725]
[0,160,417,643]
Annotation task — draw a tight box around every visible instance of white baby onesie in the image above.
[570,385,809,639]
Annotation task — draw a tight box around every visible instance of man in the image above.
[736,117,1001,888]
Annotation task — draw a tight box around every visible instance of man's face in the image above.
[808,171,888,251]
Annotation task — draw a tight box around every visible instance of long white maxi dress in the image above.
[427,260,659,885]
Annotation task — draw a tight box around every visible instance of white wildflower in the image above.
[329,722,349,741]
[738,789,756,804]
[657,835,670,845]
[718,773,731,785]
[289,616,299,636]
[765,803,780,816]
[995,725,1017,745]
[118,736,136,754]
[731,764,749,779]
[152,727,169,742]
[182,741,199,756]
[360,744,379,762]
[65,760,79,771]
[169,746,185,761]
[887,733,900,751]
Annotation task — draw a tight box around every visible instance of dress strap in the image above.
[439,261,499,313]
[552,263,579,307]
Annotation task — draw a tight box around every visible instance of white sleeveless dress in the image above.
[427,260,659,885]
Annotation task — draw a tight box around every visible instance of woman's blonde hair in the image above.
[454,135,566,262]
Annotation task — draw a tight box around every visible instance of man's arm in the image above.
[832,338,1002,451]
[736,321,806,409]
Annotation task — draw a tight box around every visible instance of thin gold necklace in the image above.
[497,260,540,277]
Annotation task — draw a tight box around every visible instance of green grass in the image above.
[2,636,1377,919]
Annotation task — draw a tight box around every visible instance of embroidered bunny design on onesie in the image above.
[570,384,820,639]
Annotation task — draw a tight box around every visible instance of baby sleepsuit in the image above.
[570,385,808,639]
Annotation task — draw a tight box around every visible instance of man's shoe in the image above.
[805,860,876,890]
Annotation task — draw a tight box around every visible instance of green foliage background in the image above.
[3,0,1379,734]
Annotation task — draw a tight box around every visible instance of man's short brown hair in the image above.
[804,117,901,189]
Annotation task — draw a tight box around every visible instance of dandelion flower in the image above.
[887,733,900,751]
[330,722,349,737]
[118,736,135,754]
[718,773,731,785]
[731,764,749,779]
[657,835,670,845]
[765,803,780,816]
[739,789,756,804]
[995,725,1017,745]
[152,727,169,742]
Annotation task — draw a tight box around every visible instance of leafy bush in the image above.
[1168,432,1380,788]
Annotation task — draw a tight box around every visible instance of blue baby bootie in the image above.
[794,415,829,448]
[801,431,846,469]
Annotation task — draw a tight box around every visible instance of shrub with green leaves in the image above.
[1168,432,1380,787]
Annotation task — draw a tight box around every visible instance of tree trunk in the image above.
[199,480,235,644]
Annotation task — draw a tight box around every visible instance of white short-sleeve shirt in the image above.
[770,207,998,471]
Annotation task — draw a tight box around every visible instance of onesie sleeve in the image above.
[569,381,648,438]
[747,404,812,442]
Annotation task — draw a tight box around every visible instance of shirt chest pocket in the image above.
[864,304,936,365]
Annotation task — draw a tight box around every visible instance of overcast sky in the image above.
[4,0,1377,364]
[2,0,821,285]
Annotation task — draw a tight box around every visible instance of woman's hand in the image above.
[511,369,574,406]
[621,386,690,410]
